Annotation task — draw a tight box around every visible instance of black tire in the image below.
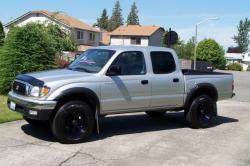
[145,111,166,117]
[23,116,44,126]
[185,95,217,129]
[52,100,95,144]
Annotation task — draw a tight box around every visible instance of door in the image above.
[150,51,184,108]
[101,51,151,112]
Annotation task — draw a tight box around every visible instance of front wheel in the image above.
[52,101,95,144]
[185,95,217,128]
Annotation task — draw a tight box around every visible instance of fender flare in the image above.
[184,83,218,109]
[54,87,101,115]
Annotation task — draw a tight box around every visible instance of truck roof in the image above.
[89,45,175,52]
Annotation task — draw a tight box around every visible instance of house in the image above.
[242,51,250,66]
[110,25,165,46]
[4,10,101,51]
[224,53,243,64]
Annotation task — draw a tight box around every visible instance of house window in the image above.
[77,31,84,40]
[131,37,141,45]
[36,13,40,17]
[89,33,96,41]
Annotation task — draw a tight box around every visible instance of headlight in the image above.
[30,86,40,97]
[29,86,50,97]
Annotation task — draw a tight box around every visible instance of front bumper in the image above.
[7,91,57,120]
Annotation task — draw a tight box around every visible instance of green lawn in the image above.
[0,95,22,123]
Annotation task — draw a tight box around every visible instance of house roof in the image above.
[5,10,100,32]
[110,25,164,36]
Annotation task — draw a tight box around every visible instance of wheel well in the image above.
[185,86,218,110]
[50,92,99,121]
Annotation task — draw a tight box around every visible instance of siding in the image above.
[148,29,164,46]
[110,36,149,46]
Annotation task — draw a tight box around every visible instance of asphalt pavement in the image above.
[0,70,249,166]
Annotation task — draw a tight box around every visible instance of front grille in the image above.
[13,81,26,95]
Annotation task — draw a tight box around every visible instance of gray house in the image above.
[110,25,165,46]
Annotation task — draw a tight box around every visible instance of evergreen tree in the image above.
[0,21,5,46]
[233,18,250,52]
[108,0,124,31]
[94,9,109,30]
[127,2,140,25]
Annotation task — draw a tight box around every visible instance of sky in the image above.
[1,0,250,49]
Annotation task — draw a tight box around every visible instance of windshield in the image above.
[68,49,116,73]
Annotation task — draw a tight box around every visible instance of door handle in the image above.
[141,80,148,85]
[173,78,179,83]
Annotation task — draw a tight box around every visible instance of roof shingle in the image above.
[110,25,163,36]
[31,10,100,32]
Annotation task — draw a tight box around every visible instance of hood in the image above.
[27,69,93,83]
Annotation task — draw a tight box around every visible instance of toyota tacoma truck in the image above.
[7,46,234,143]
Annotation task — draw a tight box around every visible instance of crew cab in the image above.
[7,46,234,143]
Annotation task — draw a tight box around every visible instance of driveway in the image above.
[0,71,250,166]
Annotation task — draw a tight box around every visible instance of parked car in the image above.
[7,46,235,143]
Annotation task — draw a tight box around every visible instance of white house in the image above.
[110,25,165,46]
[4,10,101,51]
[242,51,250,65]
[224,53,243,64]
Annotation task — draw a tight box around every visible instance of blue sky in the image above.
[1,0,250,49]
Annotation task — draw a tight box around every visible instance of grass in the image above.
[0,95,22,123]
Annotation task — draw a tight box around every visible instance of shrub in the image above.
[0,23,77,94]
[196,39,226,70]
[0,24,57,94]
[227,63,243,71]
[247,66,250,71]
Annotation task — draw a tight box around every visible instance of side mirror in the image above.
[106,66,121,76]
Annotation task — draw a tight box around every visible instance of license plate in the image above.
[10,101,16,110]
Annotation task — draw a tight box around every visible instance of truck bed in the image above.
[182,70,233,101]
[182,69,232,75]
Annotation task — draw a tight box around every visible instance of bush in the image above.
[196,39,226,70]
[227,63,243,71]
[247,66,250,71]
[0,24,57,94]
[0,23,77,94]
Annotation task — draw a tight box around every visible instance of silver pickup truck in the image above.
[7,46,234,143]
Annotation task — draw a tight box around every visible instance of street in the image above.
[0,71,249,166]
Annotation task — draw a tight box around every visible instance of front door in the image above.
[101,51,151,113]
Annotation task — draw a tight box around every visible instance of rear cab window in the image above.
[150,51,176,74]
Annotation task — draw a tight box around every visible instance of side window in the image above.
[110,51,146,75]
[150,51,176,74]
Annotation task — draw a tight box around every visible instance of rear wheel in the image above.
[145,111,166,117]
[52,101,95,144]
[185,95,217,128]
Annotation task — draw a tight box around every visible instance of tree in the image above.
[108,0,124,31]
[127,2,140,25]
[162,32,195,60]
[196,39,226,69]
[0,21,5,46]
[94,9,109,30]
[46,23,77,52]
[0,23,77,94]
[172,37,195,60]
[233,18,250,52]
